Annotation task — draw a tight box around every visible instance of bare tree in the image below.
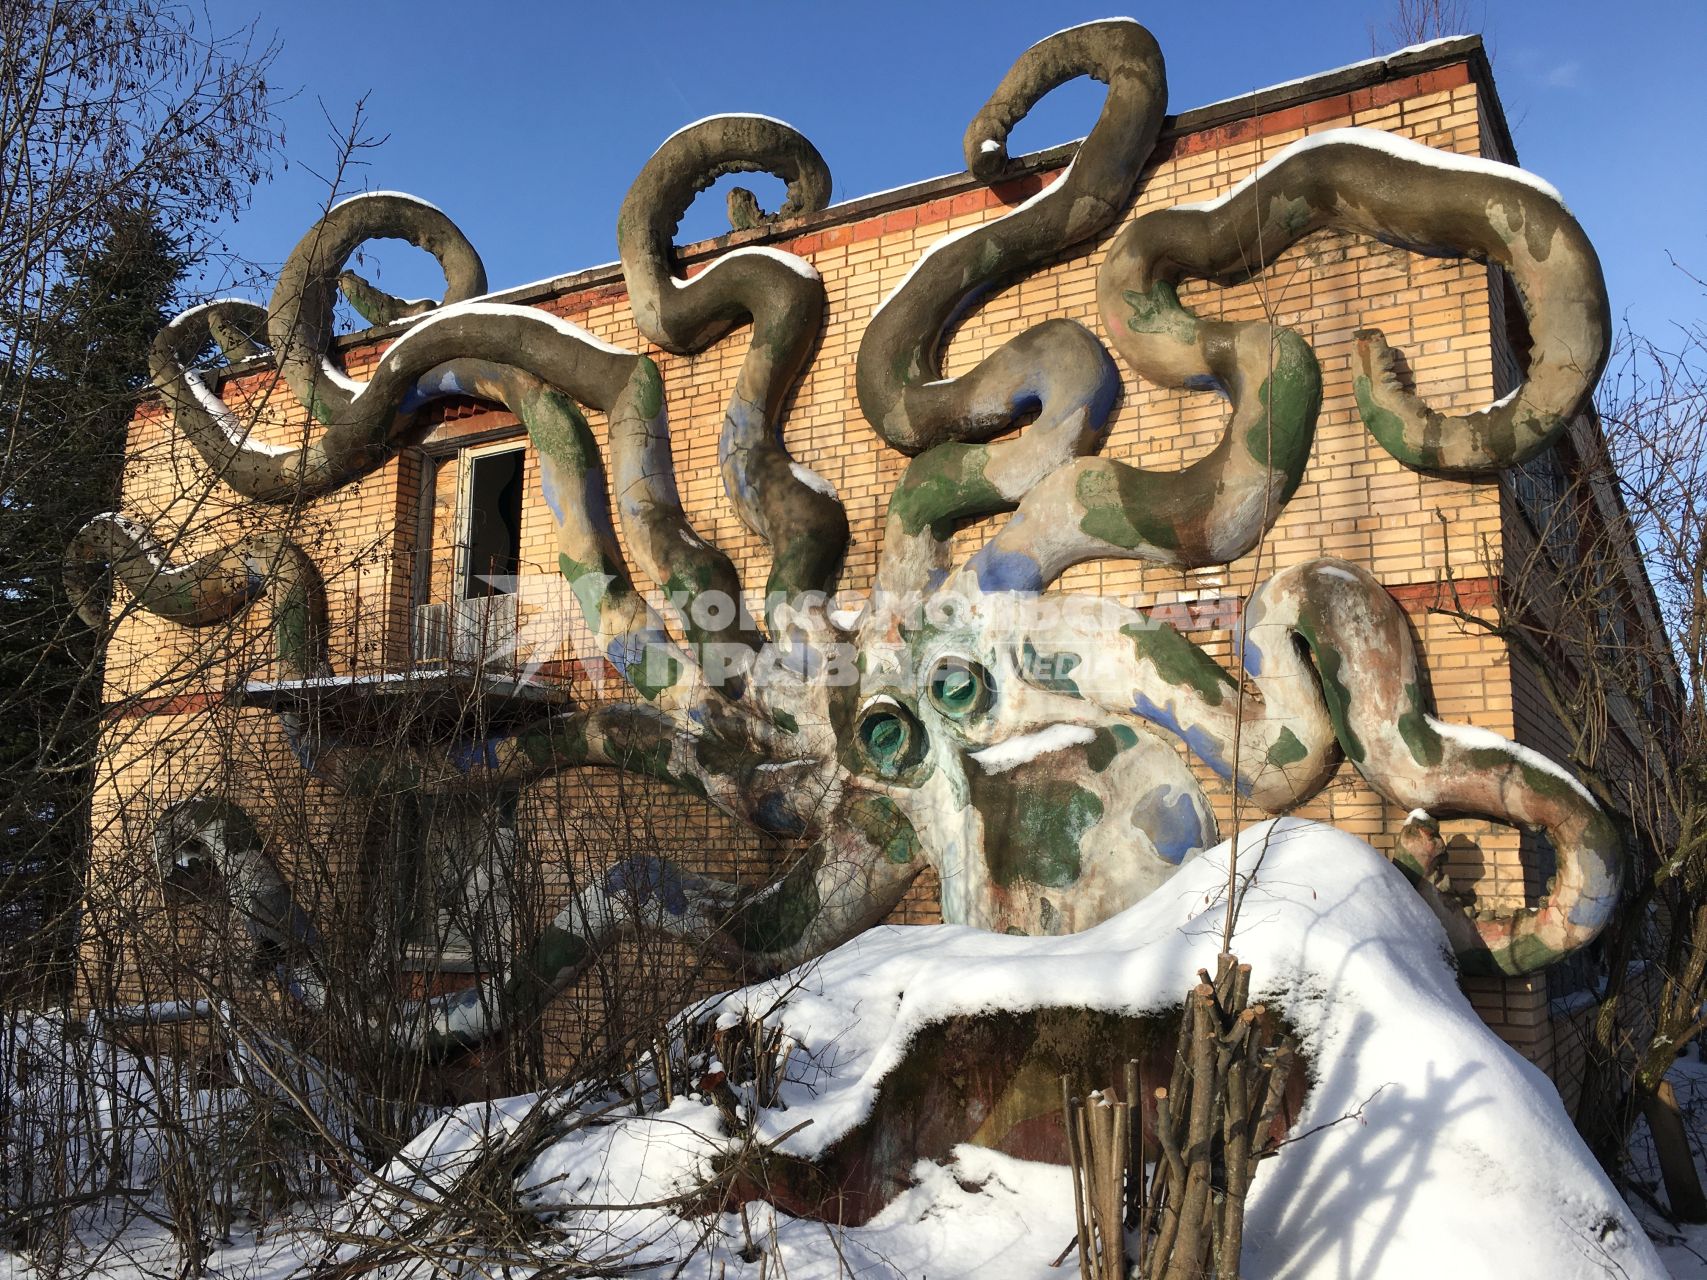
[0,0,281,995]
[1436,310,1707,1219]
[1371,0,1479,53]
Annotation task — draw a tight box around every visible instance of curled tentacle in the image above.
[876,319,1120,602]
[602,355,764,665]
[855,17,1166,454]
[960,317,1321,590]
[151,299,288,487]
[65,514,327,678]
[205,304,266,364]
[1063,556,1618,973]
[153,797,323,1002]
[1104,127,1609,475]
[413,351,731,702]
[268,192,487,423]
[335,269,436,326]
[159,195,487,500]
[618,114,846,615]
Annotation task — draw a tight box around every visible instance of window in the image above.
[1509,445,1580,567]
[412,442,526,667]
[399,791,519,972]
[463,447,524,597]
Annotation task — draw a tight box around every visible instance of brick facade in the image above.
[91,37,1631,1088]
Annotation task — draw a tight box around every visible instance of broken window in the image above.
[463,447,524,597]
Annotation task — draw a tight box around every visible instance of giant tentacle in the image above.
[65,514,327,678]
[267,192,488,428]
[855,18,1166,454]
[876,320,1121,602]
[85,332,703,713]
[858,19,1167,607]
[157,196,747,703]
[618,115,847,616]
[152,797,324,1005]
[959,316,1321,590]
[1100,128,1609,475]
[157,196,488,501]
[409,350,725,705]
[149,784,919,1054]
[1059,556,1618,974]
[402,784,922,1052]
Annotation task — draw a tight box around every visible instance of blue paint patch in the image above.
[1239,626,1266,679]
[539,472,566,522]
[1131,692,1234,781]
[1086,362,1120,429]
[288,906,321,948]
[1007,389,1042,419]
[756,791,807,837]
[282,721,322,774]
[965,547,1045,594]
[604,855,689,916]
[1131,786,1213,864]
[606,628,672,677]
[943,280,996,334]
[446,734,503,774]
[397,366,470,415]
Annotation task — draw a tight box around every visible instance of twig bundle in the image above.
[1061,952,1297,1279]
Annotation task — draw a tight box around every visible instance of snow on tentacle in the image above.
[1047,558,1619,974]
[617,114,848,628]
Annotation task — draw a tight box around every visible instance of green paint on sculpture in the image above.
[1121,622,1229,706]
[1246,333,1321,487]
[626,649,683,704]
[529,925,591,983]
[558,552,608,623]
[634,356,665,420]
[1121,281,1198,343]
[980,779,1102,889]
[849,793,922,865]
[1295,615,1366,764]
[1023,642,1083,696]
[1085,724,1139,773]
[520,386,597,472]
[1077,467,1182,552]
[1355,373,1439,469]
[1266,726,1309,768]
[890,445,1005,539]
[1397,682,1443,767]
[515,715,590,770]
[732,858,821,954]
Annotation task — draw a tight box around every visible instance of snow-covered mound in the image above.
[351,819,1663,1279]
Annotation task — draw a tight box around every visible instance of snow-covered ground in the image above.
[2,819,1692,1277]
[1629,1052,1707,1278]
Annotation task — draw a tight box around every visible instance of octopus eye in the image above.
[857,704,926,776]
[927,658,994,719]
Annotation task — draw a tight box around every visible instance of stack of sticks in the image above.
[1060,952,1297,1279]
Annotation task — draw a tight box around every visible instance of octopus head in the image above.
[846,597,1216,935]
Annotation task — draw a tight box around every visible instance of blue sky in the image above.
[206,1,1704,343]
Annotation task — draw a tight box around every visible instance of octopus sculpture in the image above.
[69,20,1619,1051]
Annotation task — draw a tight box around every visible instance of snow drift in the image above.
[346,819,1663,1278]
